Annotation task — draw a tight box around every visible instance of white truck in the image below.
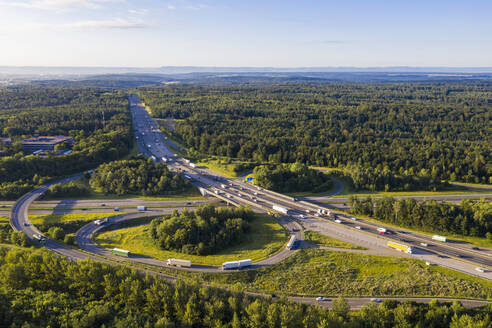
[137,206,147,211]
[334,219,343,224]
[286,235,297,250]
[221,184,227,189]
[189,163,197,168]
[222,259,252,270]
[222,261,240,270]
[432,235,447,242]
[167,258,192,267]
[272,205,290,215]
[161,157,168,163]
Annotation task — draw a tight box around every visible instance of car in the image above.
[186,202,192,205]
[114,207,120,212]
[420,242,428,247]
[472,247,480,250]
[101,204,106,207]
[351,217,357,221]
[81,208,87,211]
[23,222,29,227]
[370,298,382,303]
[475,267,486,273]
[316,296,329,301]
[355,226,362,230]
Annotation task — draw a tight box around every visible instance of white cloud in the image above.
[0,0,124,11]
[128,8,148,16]
[167,4,175,10]
[186,4,207,10]
[63,18,146,29]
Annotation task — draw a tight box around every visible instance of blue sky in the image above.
[0,0,491,67]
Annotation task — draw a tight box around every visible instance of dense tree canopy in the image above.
[90,157,189,196]
[0,88,133,199]
[253,163,334,193]
[150,205,253,255]
[351,197,492,238]
[0,247,490,327]
[139,83,491,187]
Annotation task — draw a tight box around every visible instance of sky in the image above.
[0,0,491,67]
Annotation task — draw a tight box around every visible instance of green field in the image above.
[304,230,366,250]
[197,249,492,299]
[197,158,255,178]
[95,214,288,266]
[0,215,9,223]
[28,213,123,226]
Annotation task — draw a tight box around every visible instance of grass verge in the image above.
[195,249,492,299]
[304,230,367,250]
[28,213,123,226]
[95,214,288,266]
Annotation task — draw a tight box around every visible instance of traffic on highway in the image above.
[129,94,492,279]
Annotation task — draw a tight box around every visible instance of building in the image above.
[22,136,74,153]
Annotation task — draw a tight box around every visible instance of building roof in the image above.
[22,136,73,145]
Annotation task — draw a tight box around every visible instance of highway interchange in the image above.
[7,93,492,309]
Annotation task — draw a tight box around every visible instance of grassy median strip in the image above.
[304,230,367,250]
[95,214,288,266]
[28,213,123,226]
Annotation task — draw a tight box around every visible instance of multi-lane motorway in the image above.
[7,93,491,309]
[129,94,492,279]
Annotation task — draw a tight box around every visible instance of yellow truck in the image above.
[387,241,413,254]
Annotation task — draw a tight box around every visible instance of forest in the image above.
[138,83,491,188]
[89,157,189,196]
[0,247,490,328]
[351,197,492,238]
[253,163,333,193]
[150,205,253,255]
[0,88,133,199]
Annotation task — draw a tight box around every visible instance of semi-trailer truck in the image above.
[272,205,290,215]
[111,248,130,257]
[387,241,413,254]
[222,259,252,270]
[137,206,147,211]
[432,235,447,242]
[167,258,192,267]
[286,235,297,250]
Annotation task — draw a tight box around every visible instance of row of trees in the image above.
[351,197,492,238]
[0,88,133,199]
[89,157,189,196]
[150,205,253,255]
[0,247,490,327]
[139,83,491,186]
[253,163,333,193]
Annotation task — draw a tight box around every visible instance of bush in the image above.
[47,227,64,241]
[150,205,253,255]
[64,234,76,246]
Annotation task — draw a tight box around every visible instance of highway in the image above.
[6,93,491,309]
[129,93,492,279]
[75,212,303,272]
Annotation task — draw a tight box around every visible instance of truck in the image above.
[238,259,252,268]
[221,184,227,189]
[161,157,168,163]
[137,206,147,211]
[317,208,331,216]
[150,155,156,162]
[189,163,197,168]
[185,159,190,164]
[286,235,297,250]
[377,227,387,235]
[111,248,130,257]
[94,217,110,226]
[387,241,413,254]
[334,219,343,224]
[272,205,290,215]
[432,235,447,242]
[167,258,192,267]
[222,261,240,270]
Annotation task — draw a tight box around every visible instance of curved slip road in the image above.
[76,211,304,272]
